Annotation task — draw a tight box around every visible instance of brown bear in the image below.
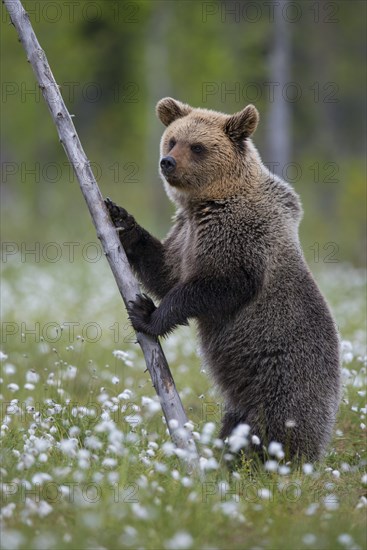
[105,98,341,461]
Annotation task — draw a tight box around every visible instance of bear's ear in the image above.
[224,104,259,143]
[156,97,192,127]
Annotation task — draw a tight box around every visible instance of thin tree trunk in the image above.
[144,4,172,232]
[266,0,291,177]
[3,0,200,474]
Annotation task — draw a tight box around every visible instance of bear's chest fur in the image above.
[165,200,229,282]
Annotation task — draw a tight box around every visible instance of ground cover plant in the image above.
[0,258,366,550]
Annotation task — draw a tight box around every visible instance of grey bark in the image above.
[3,0,200,473]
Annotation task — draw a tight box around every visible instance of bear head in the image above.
[156,97,260,203]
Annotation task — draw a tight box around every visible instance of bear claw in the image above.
[105,198,135,231]
[127,293,158,335]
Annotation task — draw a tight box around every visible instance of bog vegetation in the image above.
[1,260,366,549]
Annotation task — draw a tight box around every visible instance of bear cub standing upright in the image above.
[106,98,341,461]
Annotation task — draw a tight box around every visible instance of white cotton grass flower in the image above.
[95,418,116,433]
[303,463,314,475]
[59,438,78,457]
[302,534,317,545]
[65,365,77,379]
[3,363,16,375]
[224,453,234,462]
[181,421,194,434]
[174,448,192,461]
[112,349,134,367]
[202,447,213,458]
[154,462,168,473]
[181,476,193,488]
[217,499,245,522]
[119,526,138,547]
[7,383,19,393]
[338,534,354,546]
[227,423,250,452]
[251,434,261,445]
[323,494,339,511]
[305,503,319,516]
[341,340,354,364]
[0,529,24,550]
[97,392,110,404]
[200,422,216,444]
[141,396,161,415]
[268,441,285,459]
[171,469,180,481]
[17,453,35,470]
[356,496,367,509]
[32,472,52,485]
[125,412,142,426]
[118,389,133,401]
[213,437,224,448]
[33,438,52,453]
[37,500,53,517]
[164,531,193,550]
[0,351,8,361]
[361,473,367,485]
[0,503,16,519]
[131,502,150,520]
[161,441,175,456]
[258,488,272,500]
[265,460,278,472]
[219,501,239,516]
[199,457,219,471]
[26,370,39,383]
[84,435,103,450]
[77,449,90,470]
[108,472,119,484]
[102,457,117,468]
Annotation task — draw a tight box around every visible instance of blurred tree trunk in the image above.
[266,0,291,177]
[144,5,173,235]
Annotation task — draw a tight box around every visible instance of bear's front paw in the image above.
[105,197,136,232]
[127,293,159,337]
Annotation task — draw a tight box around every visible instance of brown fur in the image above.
[106,98,341,461]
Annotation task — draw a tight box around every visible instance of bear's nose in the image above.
[160,156,176,174]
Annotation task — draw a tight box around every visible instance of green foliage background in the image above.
[1,0,366,265]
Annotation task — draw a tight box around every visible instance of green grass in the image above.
[1,259,366,550]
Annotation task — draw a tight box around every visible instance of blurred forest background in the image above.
[1,0,366,265]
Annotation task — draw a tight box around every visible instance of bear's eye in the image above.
[191,144,204,154]
[168,138,176,151]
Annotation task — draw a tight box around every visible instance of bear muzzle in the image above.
[160,156,177,175]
